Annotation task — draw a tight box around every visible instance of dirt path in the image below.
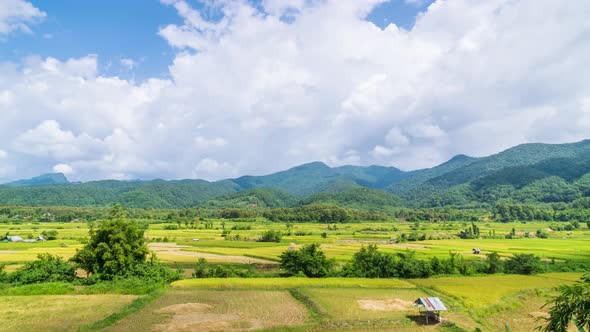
[148,243,277,265]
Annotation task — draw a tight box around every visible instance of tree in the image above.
[258,230,282,243]
[486,252,502,274]
[539,273,590,332]
[279,244,334,277]
[71,204,150,279]
[504,254,542,275]
[341,244,397,278]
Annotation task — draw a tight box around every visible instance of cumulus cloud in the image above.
[53,163,73,175]
[1,0,590,182]
[0,0,45,36]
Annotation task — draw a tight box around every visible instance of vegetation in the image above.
[71,204,151,279]
[540,273,590,332]
[279,244,335,277]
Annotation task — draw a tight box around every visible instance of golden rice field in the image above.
[0,219,587,331]
[0,294,137,331]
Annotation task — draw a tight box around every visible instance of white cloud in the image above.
[2,0,590,181]
[0,150,6,159]
[53,163,73,175]
[0,0,45,36]
[120,58,135,70]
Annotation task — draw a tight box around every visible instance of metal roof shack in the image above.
[414,297,447,324]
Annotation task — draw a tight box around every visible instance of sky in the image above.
[0,0,589,182]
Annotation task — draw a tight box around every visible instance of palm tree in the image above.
[538,273,590,332]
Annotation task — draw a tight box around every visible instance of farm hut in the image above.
[414,297,447,324]
[2,235,24,242]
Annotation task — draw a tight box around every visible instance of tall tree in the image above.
[71,204,149,278]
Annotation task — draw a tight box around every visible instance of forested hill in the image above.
[2,139,590,209]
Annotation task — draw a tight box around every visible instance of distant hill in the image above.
[3,173,69,187]
[234,162,404,196]
[398,140,590,206]
[2,139,590,208]
[299,187,403,211]
[198,188,297,209]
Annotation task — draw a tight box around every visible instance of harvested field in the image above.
[149,243,276,264]
[0,294,137,331]
[358,299,414,311]
[107,289,309,332]
[172,277,416,289]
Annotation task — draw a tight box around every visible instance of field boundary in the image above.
[78,287,167,331]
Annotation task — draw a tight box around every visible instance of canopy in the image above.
[414,297,447,311]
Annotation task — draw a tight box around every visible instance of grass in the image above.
[172,277,416,289]
[80,287,167,331]
[106,289,309,331]
[409,273,580,308]
[0,294,137,331]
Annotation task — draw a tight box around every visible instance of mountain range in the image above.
[2,139,590,209]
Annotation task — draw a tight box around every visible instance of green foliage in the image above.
[258,230,283,242]
[70,204,150,279]
[504,254,543,275]
[41,229,58,240]
[9,253,76,285]
[341,245,398,278]
[539,273,590,332]
[192,258,253,278]
[279,244,335,277]
[485,252,503,274]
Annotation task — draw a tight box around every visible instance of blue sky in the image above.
[1,0,434,80]
[0,0,587,182]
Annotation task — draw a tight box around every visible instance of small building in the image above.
[414,297,447,324]
[2,235,24,242]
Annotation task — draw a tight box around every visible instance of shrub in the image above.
[536,229,549,238]
[504,254,542,275]
[279,244,334,277]
[486,252,502,274]
[341,245,397,278]
[258,230,282,243]
[41,230,58,240]
[9,254,76,285]
[192,258,253,278]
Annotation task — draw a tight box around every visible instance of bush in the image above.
[279,244,334,277]
[536,229,549,238]
[9,253,76,285]
[192,258,253,278]
[258,230,282,243]
[486,252,502,274]
[341,245,397,278]
[41,230,58,240]
[504,254,543,275]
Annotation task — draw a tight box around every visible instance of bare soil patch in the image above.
[357,299,414,311]
[529,311,550,319]
[152,302,261,332]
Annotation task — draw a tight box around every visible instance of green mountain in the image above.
[0,179,240,208]
[234,162,404,196]
[198,188,297,209]
[299,187,402,211]
[2,139,590,209]
[4,173,70,187]
[398,140,590,206]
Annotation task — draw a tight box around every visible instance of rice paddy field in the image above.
[0,218,588,331]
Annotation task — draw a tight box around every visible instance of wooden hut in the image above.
[414,297,447,324]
